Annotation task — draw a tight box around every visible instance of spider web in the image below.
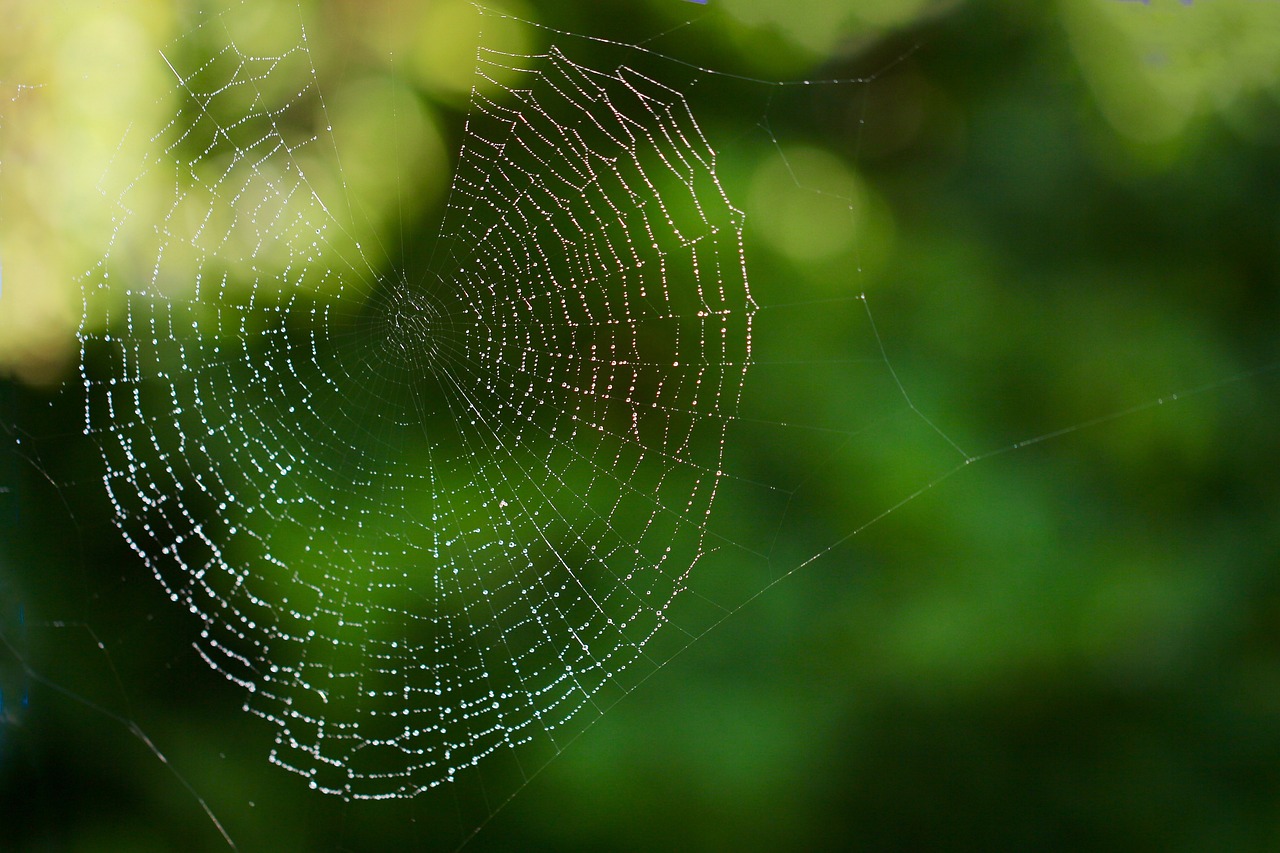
[5,2,1276,850]
[81,2,753,800]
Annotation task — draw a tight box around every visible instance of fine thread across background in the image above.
[2,2,1278,851]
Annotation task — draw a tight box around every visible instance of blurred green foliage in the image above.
[3,0,1280,851]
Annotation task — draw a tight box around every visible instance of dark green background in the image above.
[3,0,1279,850]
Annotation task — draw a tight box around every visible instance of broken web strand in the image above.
[0,618,236,848]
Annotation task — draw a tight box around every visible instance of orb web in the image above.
[80,5,751,797]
